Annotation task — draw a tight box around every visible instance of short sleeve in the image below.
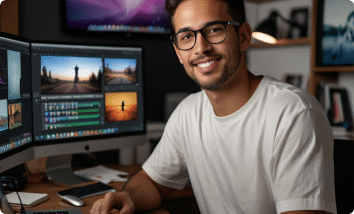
[143,106,190,190]
[272,109,337,214]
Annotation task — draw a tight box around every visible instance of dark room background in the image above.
[19,0,200,122]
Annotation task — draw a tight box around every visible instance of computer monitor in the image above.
[65,0,172,35]
[0,32,33,174]
[31,42,146,185]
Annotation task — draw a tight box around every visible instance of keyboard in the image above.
[25,208,83,214]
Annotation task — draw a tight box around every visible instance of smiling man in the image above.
[91,0,337,213]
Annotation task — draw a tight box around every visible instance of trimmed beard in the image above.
[188,52,241,91]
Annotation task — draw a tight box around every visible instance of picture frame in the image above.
[324,84,353,130]
[282,73,309,90]
[315,0,354,66]
[287,8,309,39]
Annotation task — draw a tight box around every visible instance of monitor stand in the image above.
[45,154,88,185]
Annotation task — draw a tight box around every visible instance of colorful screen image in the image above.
[105,92,138,122]
[40,56,103,94]
[66,0,172,34]
[8,102,22,130]
[0,99,8,132]
[104,58,137,85]
[8,50,21,100]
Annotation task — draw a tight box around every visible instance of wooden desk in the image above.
[11,164,197,214]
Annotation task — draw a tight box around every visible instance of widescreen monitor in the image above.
[0,33,33,174]
[65,0,172,35]
[31,42,146,185]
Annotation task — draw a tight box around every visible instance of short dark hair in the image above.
[165,0,246,30]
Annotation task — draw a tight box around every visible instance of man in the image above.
[91,0,337,213]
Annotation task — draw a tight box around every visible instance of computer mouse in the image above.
[59,195,84,207]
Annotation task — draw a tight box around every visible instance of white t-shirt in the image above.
[143,76,337,214]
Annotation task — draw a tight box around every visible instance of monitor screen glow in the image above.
[0,33,33,174]
[66,0,172,35]
[31,43,146,157]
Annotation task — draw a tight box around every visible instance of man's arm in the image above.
[90,169,175,214]
[120,169,175,211]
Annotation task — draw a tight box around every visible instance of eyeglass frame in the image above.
[170,21,241,51]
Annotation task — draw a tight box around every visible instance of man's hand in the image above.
[90,191,135,214]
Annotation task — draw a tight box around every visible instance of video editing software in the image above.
[0,36,32,155]
[31,43,144,143]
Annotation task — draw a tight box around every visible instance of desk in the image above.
[11,164,198,214]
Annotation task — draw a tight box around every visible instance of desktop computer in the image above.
[0,35,147,213]
[0,32,33,175]
[30,42,147,185]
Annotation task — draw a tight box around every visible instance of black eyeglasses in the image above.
[170,21,240,51]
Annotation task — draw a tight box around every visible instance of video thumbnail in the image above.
[0,99,8,132]
[105,92,138,122]
[40,56,102,94]
[8,102,22,130]
[8,50,21,100]
[104,58,137,85]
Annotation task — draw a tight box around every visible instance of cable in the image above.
[11,179,26,214]
[0,180,16,214]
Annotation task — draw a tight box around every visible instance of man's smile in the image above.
[191,57,222,73]
[197,59,219,68]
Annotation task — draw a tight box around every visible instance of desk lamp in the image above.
[252,11,305,44]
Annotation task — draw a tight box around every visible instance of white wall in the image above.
[245,0,312,83]
[247,45,310,83]
[245,0,354,120]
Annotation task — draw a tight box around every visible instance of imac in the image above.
[0,32,33,174]
[31,42,146,185]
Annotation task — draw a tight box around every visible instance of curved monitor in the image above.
[31,42,146,184]
[0,33,33,174]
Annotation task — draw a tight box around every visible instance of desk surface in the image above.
[11,164,194,214]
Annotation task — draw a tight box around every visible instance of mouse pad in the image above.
[57,182,116,199]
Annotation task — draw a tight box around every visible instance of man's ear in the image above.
[238,22,252,52]
[173,44,184,64]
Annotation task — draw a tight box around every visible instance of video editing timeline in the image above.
[31,43,145,142]
[0,36,32,155]
[44,101,101,130]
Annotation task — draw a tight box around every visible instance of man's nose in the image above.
[193,32,212,54]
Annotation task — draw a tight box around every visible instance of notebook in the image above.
[6,192,48,207]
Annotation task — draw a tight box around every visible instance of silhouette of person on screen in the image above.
[74,65,79,83]
[121,101,125,112]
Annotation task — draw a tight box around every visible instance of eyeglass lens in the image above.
[174,23,227,50]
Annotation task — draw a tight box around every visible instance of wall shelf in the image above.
[250,37,310,48]
[312,66,354,73]
[308,0,354,95]
[0,0,19,35]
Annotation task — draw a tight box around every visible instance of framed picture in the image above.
[282,73,309,90]
[287,8,309,39]
[325,85,353,130]
[315,0,354,66]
